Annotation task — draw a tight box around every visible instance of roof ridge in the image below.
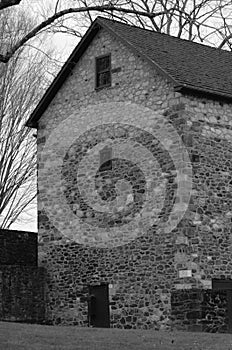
[26,15,232,128]
[97,16,231,55]
[97,16,178,86]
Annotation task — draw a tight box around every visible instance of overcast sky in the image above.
[10,1,80,232]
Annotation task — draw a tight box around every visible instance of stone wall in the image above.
[0,266,46,323]
[0,230,45,324]
[171,289,228,333]
[37,26,232,330]
[0,229,37,266]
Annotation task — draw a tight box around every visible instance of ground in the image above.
[1,322,232,349]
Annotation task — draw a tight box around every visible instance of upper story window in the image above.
[99,146,112,171]
[95,54,111,89]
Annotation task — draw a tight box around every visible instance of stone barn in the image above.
[27,17,232,332]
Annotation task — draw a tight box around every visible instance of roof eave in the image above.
[26,19,101,128]
[175,84,232,102]
[97,18,179,87]
[26,17,232,129]
[26,17,180,129]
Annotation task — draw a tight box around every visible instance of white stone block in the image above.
[178,269,192,278]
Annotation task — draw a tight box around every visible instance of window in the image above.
[99,146,112,171]
[95,54,111,89]
[191,153,200,163]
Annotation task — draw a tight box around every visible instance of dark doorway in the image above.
[88,284,110,328]
[213,279,232,332]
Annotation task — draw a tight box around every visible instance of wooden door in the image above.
[88,284,110,328]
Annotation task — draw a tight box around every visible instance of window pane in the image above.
[99,146,112,171]
[98,72,110,87]
[96,55,111,88]
[97,56,110,72]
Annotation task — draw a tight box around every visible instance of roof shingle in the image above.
[27,16,232,128]
[99,17,232,98]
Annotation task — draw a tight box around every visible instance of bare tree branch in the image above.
[0,0,20,11]
[0,5,173,62]
[1,0,232,62]
[0,7,58,228]
[218,33,232,49]
[55,0,61,14]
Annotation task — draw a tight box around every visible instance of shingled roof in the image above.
[27,16,232,128]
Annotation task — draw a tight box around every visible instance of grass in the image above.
[1,321,232,350]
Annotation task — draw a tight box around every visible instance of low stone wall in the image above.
[0,265,46,323]
[0,229,37,266]
[0,229,46,324]
[171,289,228,333]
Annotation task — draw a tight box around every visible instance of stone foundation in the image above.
[171,289,228,333]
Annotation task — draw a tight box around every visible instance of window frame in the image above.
[95,53,111,90]
[99,146,112,171]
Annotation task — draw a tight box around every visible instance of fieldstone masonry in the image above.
[171,289,228,333]
[0,230,45,323]
[37,26,232,330]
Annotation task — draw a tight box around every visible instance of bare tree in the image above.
[0,0,231,227]
[0,7,58,228]
[62,0,232,47]
[0,0,20,11]
[1,0,232,63]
